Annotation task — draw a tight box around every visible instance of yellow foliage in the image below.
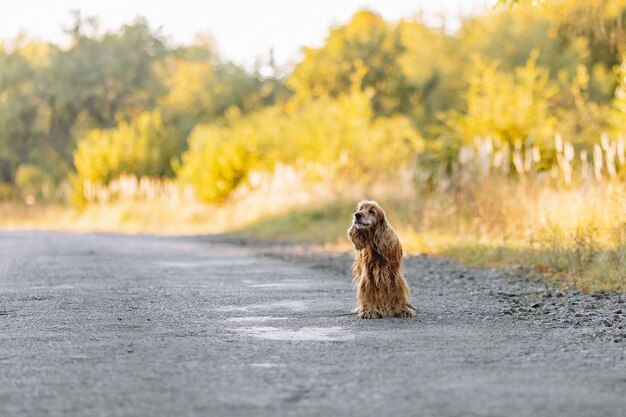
[16,41,52,67]
[611,54,626,133]
[177,91,422,203]
[160,59,214,117]
[444,52,558,147]
[177,125,255,203]
[74,111,176,187]
[287,9,408,115]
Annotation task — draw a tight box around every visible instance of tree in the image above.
[0,42,46,183]
[288,9,411,116]
[397,19,465,128]
[496,0,626,53]
[42,14,166,163]
[158,37,289,157]
[444,53,559,148]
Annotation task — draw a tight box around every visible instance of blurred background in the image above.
[2,0,626,290]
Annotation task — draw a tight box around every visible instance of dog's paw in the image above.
[393,305,417,318]
[358,310,383,319]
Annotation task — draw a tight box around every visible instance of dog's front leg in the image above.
[355,279,383,319]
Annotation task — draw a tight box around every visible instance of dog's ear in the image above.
[347,224,367,250]
[373,220,402,262]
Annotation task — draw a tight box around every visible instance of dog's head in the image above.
[352,200,386,231]
[349,200,401,259]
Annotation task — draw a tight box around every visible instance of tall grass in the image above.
[1,164,407,235]
[412,134,626,291]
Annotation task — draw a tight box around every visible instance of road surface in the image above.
[0,231,625,417]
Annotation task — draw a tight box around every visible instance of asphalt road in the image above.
[1,231,625,417]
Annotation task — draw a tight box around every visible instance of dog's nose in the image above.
[354,212,362,219]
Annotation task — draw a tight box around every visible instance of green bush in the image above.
[177,125,256,203]
[73,111,177,186]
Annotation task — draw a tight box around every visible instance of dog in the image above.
[347,200,416,319]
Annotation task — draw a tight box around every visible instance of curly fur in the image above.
[347,200,416,319]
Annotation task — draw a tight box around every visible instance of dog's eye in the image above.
[369,210,375,215]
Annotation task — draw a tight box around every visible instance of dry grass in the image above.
[412,176,626,292]
[235,173,626,291]
[0,166,410,236]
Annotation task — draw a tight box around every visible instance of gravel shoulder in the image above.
[1,231,625,417]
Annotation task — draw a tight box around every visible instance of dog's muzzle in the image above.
[353,213,370,228]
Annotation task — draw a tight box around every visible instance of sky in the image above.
[1,0,491,69]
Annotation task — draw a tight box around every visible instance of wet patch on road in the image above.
[226,316,288,323]
[230,325,355,341]
[217,300,308,313]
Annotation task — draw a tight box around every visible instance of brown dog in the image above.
[347,200,416,319]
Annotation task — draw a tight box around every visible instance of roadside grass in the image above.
[235,188,626,292]
[0,199,308,235]
[0,202,75,230]
[441,243,626,292]
[235,201,354,244]
[235,199,418,245]
[239,207,626,292]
